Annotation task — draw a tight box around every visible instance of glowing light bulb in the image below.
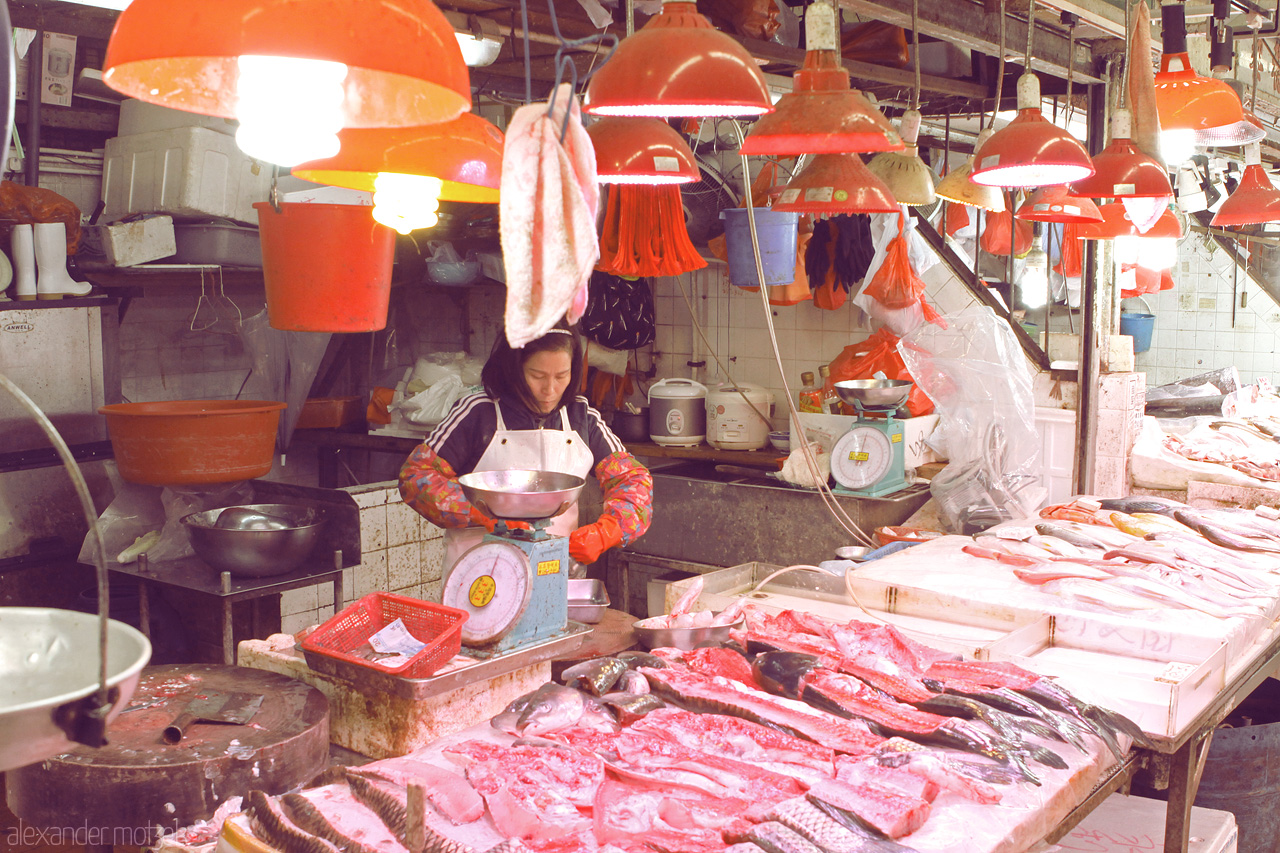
[1138,237,1178,270]
[1121,196,1169,233]
[235,55,347,167]
[1161,129,1196,166]
[1114,236,1140,265]
[1020,238,1049,310]
[372,173,445,234]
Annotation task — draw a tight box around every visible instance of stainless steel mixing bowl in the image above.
[182,503,324,577]
[834,378,913,411]
[632,613,746,651]
[458,470,586,520]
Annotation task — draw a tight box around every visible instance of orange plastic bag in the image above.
[944,202,970,237]
[367,387,395,425]
[0,181,83,252]
[863,216,925,310]
[1054,223,1083,277]
[980,209,1032,257]
[699,0,780,40]
[828,328,933,416]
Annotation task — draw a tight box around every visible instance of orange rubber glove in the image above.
[469,506,530,533]
[569,515,624,564]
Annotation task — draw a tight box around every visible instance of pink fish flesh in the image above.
[801,668,948,735]
[834,756,940,802]
[615,730,806,801]
[642,666,885,756]
[807,776,932,839]
[359,756,485,825]
[683,647,759,688]
[629,708,835,774]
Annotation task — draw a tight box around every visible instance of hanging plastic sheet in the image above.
[238,308,331,452]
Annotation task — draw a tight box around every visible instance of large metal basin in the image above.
[182,503,324,577]
[459,470,585,521]
[0,608,151,772]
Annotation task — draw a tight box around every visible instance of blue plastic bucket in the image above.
[1119,312,1156,354]
[721,208,799,288]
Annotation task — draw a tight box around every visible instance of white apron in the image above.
[444,404,595,569]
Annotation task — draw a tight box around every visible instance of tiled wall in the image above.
[646,249,984,430]
[279,483,446,633]
[1133,236,1280,387]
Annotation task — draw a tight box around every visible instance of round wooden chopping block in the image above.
[551,608,638,681]
[6,664,329,841]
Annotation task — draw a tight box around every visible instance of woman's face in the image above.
[523,349,572,413]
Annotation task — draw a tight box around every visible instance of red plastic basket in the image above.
[301,592,469,679]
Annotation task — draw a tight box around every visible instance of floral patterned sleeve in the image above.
[398,443,474,529]
[595,450,653,545]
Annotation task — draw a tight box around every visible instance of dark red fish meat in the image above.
[683,646,760,688]
[923,659,1042,691]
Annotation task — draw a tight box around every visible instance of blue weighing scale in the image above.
[829,379,912,499]
[443,471,581,655]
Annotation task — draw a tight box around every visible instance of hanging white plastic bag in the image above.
[396,373,468,425]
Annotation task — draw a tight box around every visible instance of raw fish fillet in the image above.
[630,708,835,774]
[615,730,806,802]
[833,756,939,802]
[684,646,760,687]
[500,83,599,348]
[592,777,741,850]
[808,777,931,839]
[359,756,485,824]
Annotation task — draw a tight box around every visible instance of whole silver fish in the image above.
[768,797,917,852]
[1034,523,1110,552]
[560,656,628,696]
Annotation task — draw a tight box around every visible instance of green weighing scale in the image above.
[443,470,584,655]
[828,379,913,498]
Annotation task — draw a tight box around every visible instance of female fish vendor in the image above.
[399,326,653,574]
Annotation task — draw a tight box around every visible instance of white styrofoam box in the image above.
[1034,406,1076,506]
[790,411,943,468]
[37,171,102,221]
[101,127,272,225]
[1065,793,1236,853]
[274,175,373,206]
[117,98,237,137]
[97,215,177,267]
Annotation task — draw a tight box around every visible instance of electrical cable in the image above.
[990,0,1006,130]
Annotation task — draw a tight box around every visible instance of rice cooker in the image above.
[649,378,707,446]
[706,383,774,450]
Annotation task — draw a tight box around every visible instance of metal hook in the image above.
[189,269,215,332]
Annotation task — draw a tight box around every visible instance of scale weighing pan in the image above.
[834,379,913,411]
[459,470,586,521]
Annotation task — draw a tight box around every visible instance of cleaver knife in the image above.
[163,690,264,744]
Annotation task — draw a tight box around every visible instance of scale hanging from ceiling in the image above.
[829,379,912,498]
[442,470,587,655]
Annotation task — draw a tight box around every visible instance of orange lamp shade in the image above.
[588,117,699,184]
[772,154,899,214]
[1016,185,1104,223]
[1153,54,1245,134]
[1212,161,1280,227]
[971,75,1094,188]
[292,114,503,203]
[1071,112,1173,199]
[102,0,471,128]
[582,1,772,118]
[740,51,901,156]
[1077,203,1183,240]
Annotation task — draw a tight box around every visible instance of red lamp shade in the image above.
[102,0,471,128]
[772,154,899,214]
[1071,111,1173,199]
[739,2,898,156]
[1016,185,1104,223]
[1153,4,1244,139]
[587,117,699,185]
[292,113,504,203]
[582,1,772,118]
[1077,203,1183,240]
[1212,146,1280,226]
[971,74,1094,188]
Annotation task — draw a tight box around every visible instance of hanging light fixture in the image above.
[582,0,771,118]
[936,128,1006,212]
[739,0,899,155]
[1072,110,1173,200]
[588,117,699,184]
[102,0,471,167]
[1020,228,1050,310]
[971,0,1094,188]
[866,0,935,206]
[293,113,504,233]
[1211,142,1280,226]
[1154,1,1247,159]
[773,154,899,214]
[1077,202,1184,240]
[1017,185,1104,223]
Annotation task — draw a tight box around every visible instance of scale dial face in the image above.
[442,541,533,645]
[831,425,893,489]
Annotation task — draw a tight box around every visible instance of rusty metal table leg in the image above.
[333,550,344,614]
[137,581,151,644]
[1165,732,1213,853]
[223,598,235,665]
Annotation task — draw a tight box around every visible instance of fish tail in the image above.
[1025,744,1069,770]
[1084,704,1154,750]
[247,790,342,853]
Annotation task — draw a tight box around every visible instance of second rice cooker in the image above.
[706,383,774,450]
[649,378,707,446]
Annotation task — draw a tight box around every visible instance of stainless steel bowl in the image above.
[458,470,586,521]
[834,378,913,411]
[632,613,746,651]
[182,503,324,577]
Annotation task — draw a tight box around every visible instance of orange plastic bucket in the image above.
[99,400,285,485]
[255,202,395,332]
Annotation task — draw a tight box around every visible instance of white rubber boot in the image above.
[34,222,91,299]
[11,224,36,301]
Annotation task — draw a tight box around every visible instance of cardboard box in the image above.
[1066,793,1236,853]
[14,29,77,107]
